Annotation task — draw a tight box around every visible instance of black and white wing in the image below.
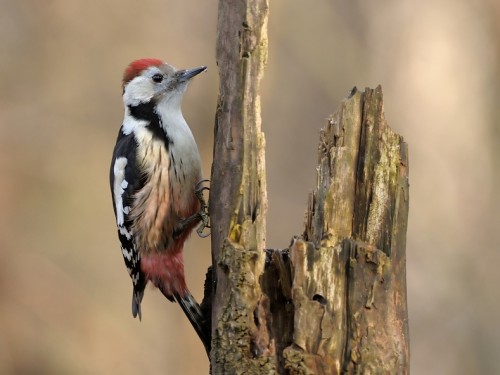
[110,129,147,319]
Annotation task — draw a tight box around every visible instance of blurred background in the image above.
[1,0,498,373]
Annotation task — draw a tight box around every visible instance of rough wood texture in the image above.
[209,0,271,373]
[208,1,409,373]
[283,86,410,374]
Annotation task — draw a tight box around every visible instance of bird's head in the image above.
[122,58,206,107]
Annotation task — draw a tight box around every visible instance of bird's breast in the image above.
[130,126,201,254]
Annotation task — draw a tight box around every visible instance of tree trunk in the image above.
[208,0,271,373]
[206,1,410,374]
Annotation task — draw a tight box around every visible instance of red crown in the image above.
[123,58,163,85]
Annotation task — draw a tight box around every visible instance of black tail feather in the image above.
[174,292,211,357]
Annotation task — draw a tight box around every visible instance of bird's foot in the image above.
[195,180,210,238]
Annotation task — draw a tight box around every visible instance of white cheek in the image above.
[123,77,154,106]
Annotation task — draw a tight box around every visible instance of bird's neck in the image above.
[122,97,186,137]
[155,97,186,133]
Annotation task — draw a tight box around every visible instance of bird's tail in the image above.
[174,292,211,357]
[132,287,145,320]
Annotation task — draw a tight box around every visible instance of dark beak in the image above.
[178,66,207,81]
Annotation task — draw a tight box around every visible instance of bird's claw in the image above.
[195,180,211,238]
[196,212,211,238]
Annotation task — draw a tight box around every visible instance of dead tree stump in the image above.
[281,86,410,374]
[205,1,410,373]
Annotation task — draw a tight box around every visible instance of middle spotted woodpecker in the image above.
[109,58,209,352]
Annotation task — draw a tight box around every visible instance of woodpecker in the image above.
[109,58,209,351]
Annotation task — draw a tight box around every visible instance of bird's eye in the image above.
[152,74,163,83]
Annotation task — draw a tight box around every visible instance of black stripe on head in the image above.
[128,102,173,149]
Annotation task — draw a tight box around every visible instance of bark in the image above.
[283,86,410,374]
[209,0,271,373]
[206,1,409,374]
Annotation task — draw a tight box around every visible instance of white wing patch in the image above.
[113,157,129,226]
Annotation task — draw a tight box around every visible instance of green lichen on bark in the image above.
[212,219,276,374]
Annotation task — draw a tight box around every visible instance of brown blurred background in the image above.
[1,0,499,374]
